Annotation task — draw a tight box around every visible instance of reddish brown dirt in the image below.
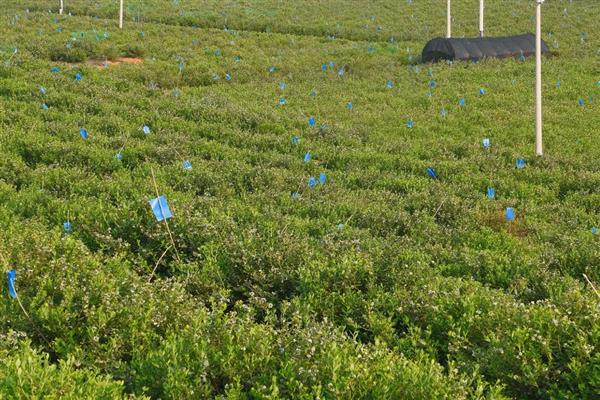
[87,57,144,68]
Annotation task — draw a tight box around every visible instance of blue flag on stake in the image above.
[592,227,598,234]
[459,98,466,107]
[347,101,353,110]
[479,88,485,95]
[143,125,151,135]
[7,270,16,299]
[63,221,72,232]
[407,120,414,128]
[304,151,311,163]
[487,187,495,199]
[79,128,88,139]
[51,67,60,73]
[291,136,299,145]
[386,80,393,89]
[482,138,491,149]
[516,159,526,169]
[149,196,173,222]
[308,177,317,188]
[75,73,82,81]
[308,117,316,127]
[427,167,437,179]
[319,172,327,184]
[279,98,286,105]
[182,160,192,170]
[506,207,515,221]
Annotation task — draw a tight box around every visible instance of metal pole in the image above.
[479,0,484,37]
[59,0,63,14]
[535,0,543,156]
[119,0,124,29]
[447,0,451,38]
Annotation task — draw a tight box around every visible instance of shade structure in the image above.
[422,33,549,63]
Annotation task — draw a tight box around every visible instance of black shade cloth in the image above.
[422,33,549,63]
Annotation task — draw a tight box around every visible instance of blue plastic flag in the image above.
[172,89,180,97]
[337,68,345,77]
[149,195,173,222]
[178,62,184,72]
[578,98,584,106]
[291,136,299,145]
[51,67,60,73]
[79,128,88,139]
[213,49,221,56]
[487,187,495,199]
[406,120,414,129]
[429,80,436,88]
[386,80,393,89]
[308,177,317,188]
[143,125,151,135]
[41,103,49,110]
[556,80,561,89]
[212,74,220,81]
[479,88,485,95]
[592,227,598,234]
[279,82,286,91]
[329,61,335,68]
[482,138,490,149]
[308,117,316,127]
[234,56,241,63]
[7,270,16,299]
[115,152,123,160]
[346,101,353,110]
[75,73,82,81]
[292,192,300,200]
[182,160,192,170]
[506,207,515,221]
[459,98,466,107]
[321,63,327,71]
[428,68,433,77]
[63,221,72,232]
[304,151,311,163]
[367,47,375,53]
[39,86,47,95]
[309,90,317,97]
[279,98,286,105]
[516,159,526,169]
[337,223,344,229]
[427,167,437,179]
[269,66,276,73]
[225,73,232,81]
[440,108,448,118]
[427,91,432,98]
[319,172,327,184]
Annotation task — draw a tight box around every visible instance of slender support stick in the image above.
[119,0,124,29]
[148,245,172,283]
[150,167,181,262]
[535,0,543,156]
[447,0,451,38]
[583,274,600,300]
[479,0,484,37]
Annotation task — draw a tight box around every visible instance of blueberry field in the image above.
[1,0,599,398]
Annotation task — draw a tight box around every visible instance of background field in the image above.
[0,0,599,398]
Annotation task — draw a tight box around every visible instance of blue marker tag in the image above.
[279,98,286,105]
[172,89,180,97]
[427,167,437,179]
[304,151,311,163]
[178,62,184,72]
[578,99,584,106]
[234,56,241,62]
[115,152,123,160]
[407,120,414,128]
[346,101,353,110]
[149,195,173,222]
[212,74,220,81]
[308,177,317,188]
[309,90,317,97]
[516,159,526,169]
[321,63,327,71]
[308,117,316,127]
[482,138,490,149]
[459,98,466,107]
[487,187,495,199]
[429,80,436,88]
[292,192,300,200]
[63,221,72,232]
[39,86,47,95]
[440,108,448,118]
[214,49,221,56]
[41,103,49,110]
[279,82,286,91]
[386,80,393,89]
[506,207,515,221]
[225,73,232,81]
[7,270,16,299]
[182,160,192,170]
[319,172,327,184]
[143,125,151,135]
[556,80,561,89]
[291,136,299,145]
[368,47,374,53]
[269,66,276,73]
[51,67,60,73]
[591,227,598,234]
[427,91,432,98]
[79,128,88,139]
[337,68,345,77]
[337,223,344,229]
[75,73,82,81]
[329,61,335,68]
[479,88,485,95]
